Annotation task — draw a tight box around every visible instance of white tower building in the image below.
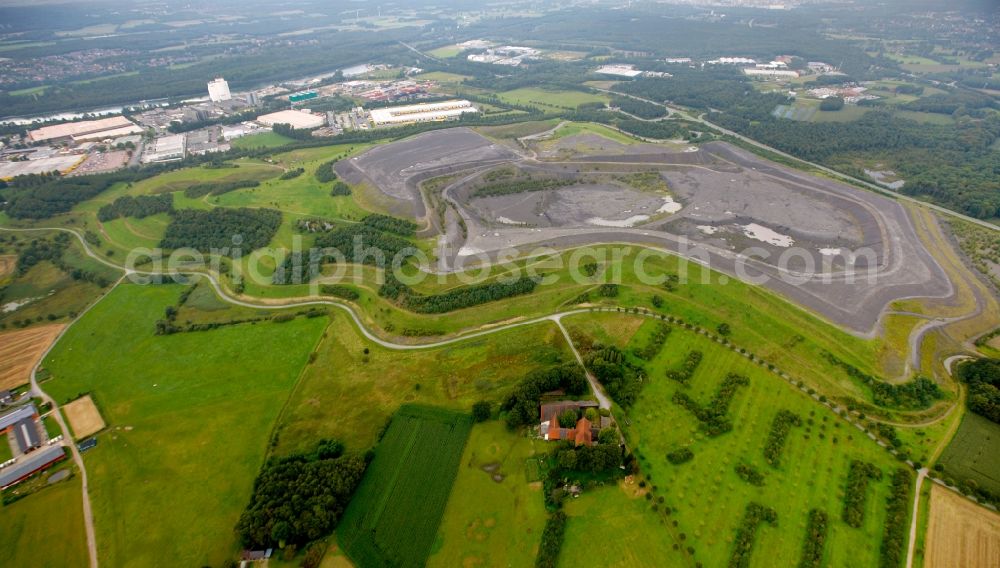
[207,77,231,103]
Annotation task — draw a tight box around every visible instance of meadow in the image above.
[230,131,297,149]
[337,405,472,568]
[937,412,1000,495]
[561,316,906,567]
[428,421,548,568]
[40,283,327,568]
[271,312,573,454]
[497,87,610,112]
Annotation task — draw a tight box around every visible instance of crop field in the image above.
[937,412,1000,495]
[496,87,609,111]
[63,395,106,439]
[338,405,473,568]
[41,283,327,568]
[0,324,64,389]
[561,316,904,567]
[0,254,14,278]
[272,315,572,454]
[429,421,548,567]
[0,476,87,567]
[925,484,1000,568]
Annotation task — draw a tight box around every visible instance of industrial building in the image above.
[368,100,477,126]
[28,116,143,144]
[743,68,800,78]
[595,64,643,78]
[256,109,325,129]
[207,77,232,103]
[142,134,186,163]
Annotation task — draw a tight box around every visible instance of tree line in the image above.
[672,373,749,436]
[379,274,539,315]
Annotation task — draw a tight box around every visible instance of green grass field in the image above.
[497,87,610,112]
[561,316,905,567]
[0,437,13,463]
[0,476,87,567]
[271,315,572,454]
[338,405,473,568]
[41,283,327,568]
[428,421,548,567]
[937,411,1000,495]
[427,45,463,58]
[0,477,87,567]
[230,132,297,149]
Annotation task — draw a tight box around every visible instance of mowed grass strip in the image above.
[338,405,472,568]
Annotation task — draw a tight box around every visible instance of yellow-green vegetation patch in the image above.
[0,476,87,567]
[429,421,548,567]
[427,45,463,58]
[41,283,328,568]
[496,87,609,112]
[272,316,573,453]
[564,312,646,349]
[231,131,296,149]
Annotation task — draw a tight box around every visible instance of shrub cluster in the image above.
[183,179,260,198]
[379,274,538,314]
[729,502,778,568]
[585,345,644,407]
[672,373,749,436]
[535,512,567,568]
[320,284,360,301]
[823,352,941,409]
[735,463,765,486]
[666,350,703,384]
[633,323,671,361]
[360,213,417,237]
[471,177,572,198]
[842,460,882,528]
[315,159,339,183]
[666,447,694,465]
[880,468,913,568]
[279,167,305,180]
[798,509,828,568]
[763,410,802,467]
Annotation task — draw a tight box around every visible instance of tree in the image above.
[472,400,492,422]
[717,323,731,336]
[558,409,579,428]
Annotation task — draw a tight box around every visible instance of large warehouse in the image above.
[368,100,477,126]
[256,109,325,129]
[28,116,144,144]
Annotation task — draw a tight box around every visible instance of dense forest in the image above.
[955,358,1000,424]
[97,194,174,222]
[235,439,367,549]
[160,207,281,253]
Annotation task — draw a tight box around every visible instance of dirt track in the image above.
[925,484,1000,568]
[63,395,106,439]
[0,324,65,390]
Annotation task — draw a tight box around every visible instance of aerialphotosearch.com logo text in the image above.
[123,233,881,292]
